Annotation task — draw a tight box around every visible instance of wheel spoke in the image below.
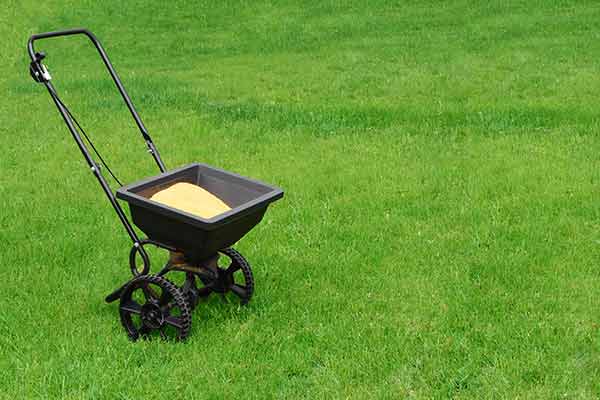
[120,299,142,314]
[225,260,241,275]
[230,284,247,299]
[141,283,159,301]
[158,289,172,306]
[161,300,175,313]
[164,316,185,329]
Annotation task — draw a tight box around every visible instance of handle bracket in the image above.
[29,52,51,83]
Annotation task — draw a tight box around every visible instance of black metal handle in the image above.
[28,28,166,172]
[28,28,96,61]
[28,28,161,267]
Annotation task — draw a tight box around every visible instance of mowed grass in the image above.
[1,1,599,398]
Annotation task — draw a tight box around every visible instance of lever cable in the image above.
[47,85,123,187]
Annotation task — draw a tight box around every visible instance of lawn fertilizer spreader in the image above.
[28,29,283,341]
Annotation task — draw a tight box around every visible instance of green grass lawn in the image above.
[1,1,599,398]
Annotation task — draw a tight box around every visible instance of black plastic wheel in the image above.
[219,247,254,304]
[192,248,254,305]
[119,274,191,341]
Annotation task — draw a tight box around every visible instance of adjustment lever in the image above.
[29,51,52,83]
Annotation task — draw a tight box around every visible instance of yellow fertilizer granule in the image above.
[150,182,231,219]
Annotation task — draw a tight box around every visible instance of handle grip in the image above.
[28,28,98,62]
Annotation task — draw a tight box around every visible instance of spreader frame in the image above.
[28,29,283,341]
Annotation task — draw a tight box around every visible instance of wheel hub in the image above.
[196,261,233,294]
[211,267,233,293]
[141,303,164,329]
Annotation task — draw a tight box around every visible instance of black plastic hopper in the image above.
[117,163,283,262]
